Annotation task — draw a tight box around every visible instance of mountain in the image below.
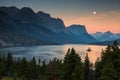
[91,31,120,41]
[0,6,97,46]
[117,34,120,37]
[67,25,97,43]
[0,7,57,46]
[0,9,55,46]
[90,38,120,46]
[0,6,19,17]
[36,11,65,32]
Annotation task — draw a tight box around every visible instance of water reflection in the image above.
[0,45,106,63]
[62,44,106,63]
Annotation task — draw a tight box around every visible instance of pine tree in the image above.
[84,53,90,80]
[6,53,13,76]
[46,58,62,80]
[19,57,28,79]
[28,57,38,79]
[98,63,117,80]
[0,54,7,77]
[62,48,84,80]
[37,58,41,79]
[95,41,120,80]
[40,60,47,80]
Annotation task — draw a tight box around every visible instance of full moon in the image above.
[93,11,97,15]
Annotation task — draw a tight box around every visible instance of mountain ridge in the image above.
[91,31,120,42]
[89,38,120,46]
[0,6,97,46]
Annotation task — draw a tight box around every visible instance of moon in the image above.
[93,11,97,15]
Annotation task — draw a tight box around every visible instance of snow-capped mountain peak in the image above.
[91,31,120,41]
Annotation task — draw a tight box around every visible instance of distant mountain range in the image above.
[0,6,97,46]
[91,31,120,45]
[90,39,120,45]
[91,31,120,41]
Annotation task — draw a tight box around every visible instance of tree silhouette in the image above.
[84,53,90,80]
[62,48,84,80]
[95,41,120,80]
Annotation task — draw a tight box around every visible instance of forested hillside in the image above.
[0,41,120,80]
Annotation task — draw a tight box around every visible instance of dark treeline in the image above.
[0,41,120,80]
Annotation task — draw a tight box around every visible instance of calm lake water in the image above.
[0,44,107,63]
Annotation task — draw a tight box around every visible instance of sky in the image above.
[0,0,120,33]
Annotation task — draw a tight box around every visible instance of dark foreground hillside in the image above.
[0,41,120,80]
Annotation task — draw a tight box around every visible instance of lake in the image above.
[0,44,107,63]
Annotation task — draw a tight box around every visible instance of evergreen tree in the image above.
[95,58,101,80]
[19,57,28,79]
[98,63,117,80]
[0,54,6,77]
[40,60,47,80]
[95,41,120,80]
[6,53,13,76]
[84,53,90,80]
[62,48,84,80]
[28,57,38,79]
[45,58,62,80]
[37,58,41,79]
[12,72,17,80]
